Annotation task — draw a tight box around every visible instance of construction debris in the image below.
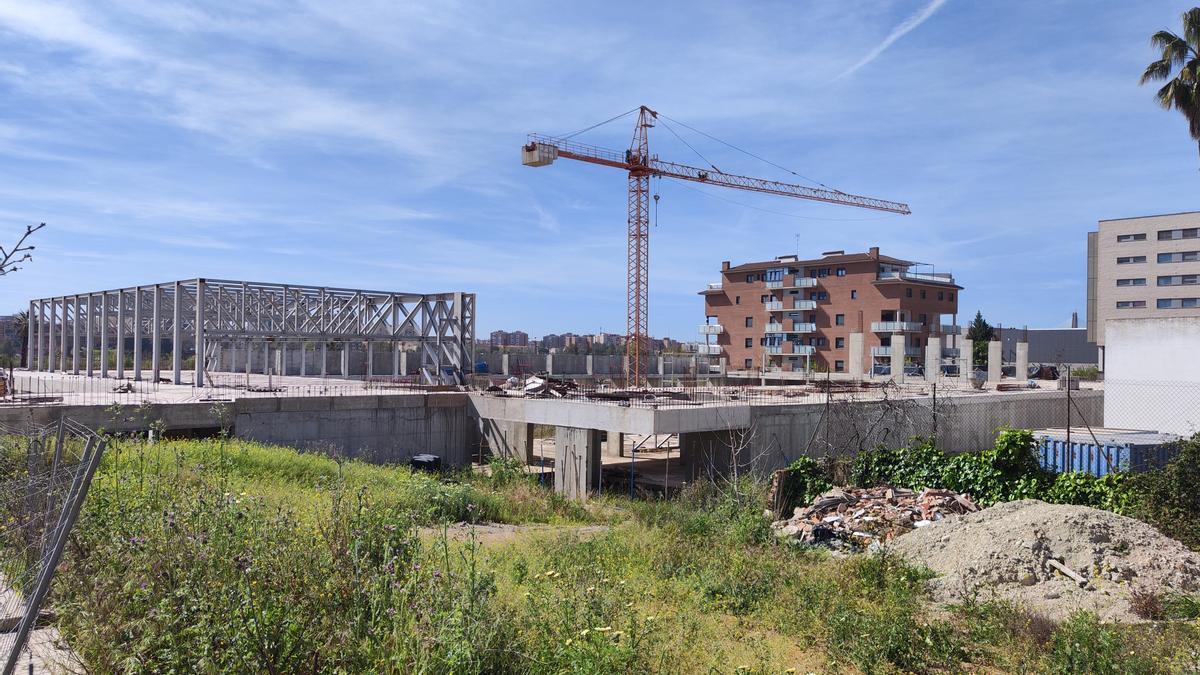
[891,499,1200,622]
[771,486,979,551]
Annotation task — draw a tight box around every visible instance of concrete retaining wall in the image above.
[0,392,477,466]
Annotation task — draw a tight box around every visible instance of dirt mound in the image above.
[890,499,1200,622]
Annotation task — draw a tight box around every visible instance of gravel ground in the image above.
[890,499,1200,622]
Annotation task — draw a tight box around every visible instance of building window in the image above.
[806,313,816,323]
[1158,298,1200,309]
[745,274,755,283]
[906,288,913,297]
[760,295,769,303]
[1117,256,1147,264]
[835,337,845,348]
[850,290,857,299]
[1158,228,1199,240]
[1159,251,1200,263]
[938,291,944,301]
[744,317,753,328]
[744,358,753,369]
[836,267,847,277]
[920,289,927,299]
[735,296,741,304]
[1115,300,1146,309]
[919,313,927,324]
[1159,274,1199,286]
[817,291,828,301]
[835,360,845,372]
[835,313,845,326]
[1116,278,1146,287]
[949,292,955,301]
[1117,233,1147,242]
[744,337,753,348]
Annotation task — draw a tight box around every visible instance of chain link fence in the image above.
[0,417,106,675]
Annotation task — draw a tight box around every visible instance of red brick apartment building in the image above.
[699,248,961,375]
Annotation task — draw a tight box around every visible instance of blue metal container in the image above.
[1037,428,1182,476]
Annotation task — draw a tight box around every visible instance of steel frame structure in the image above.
[27,278,475,386]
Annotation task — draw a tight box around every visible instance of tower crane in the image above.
[522,105,910,386]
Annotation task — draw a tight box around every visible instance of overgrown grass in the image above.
[24,437,1200,673]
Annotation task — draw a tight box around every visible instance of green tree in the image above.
[1139,8,1200,161]
[965,310,993,369]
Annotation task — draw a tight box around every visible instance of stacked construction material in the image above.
[771,486,979,550]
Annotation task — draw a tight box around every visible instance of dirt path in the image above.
[421,522,610,545]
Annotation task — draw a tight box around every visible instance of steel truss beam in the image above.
[28,278,475,386]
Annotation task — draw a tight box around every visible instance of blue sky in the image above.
[0,1,1197,339]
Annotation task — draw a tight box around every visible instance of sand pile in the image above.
[890,499,1200,622]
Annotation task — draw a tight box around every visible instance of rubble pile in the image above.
[772,486,979,550]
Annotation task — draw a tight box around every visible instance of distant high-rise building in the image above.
[1087,211,1200,369]
[489,330,529,348]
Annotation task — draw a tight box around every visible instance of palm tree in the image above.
[1139,8,1200,161]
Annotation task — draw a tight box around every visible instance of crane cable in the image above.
[558,107,640,140]
[658,112,842,193]
[657,117,721,173]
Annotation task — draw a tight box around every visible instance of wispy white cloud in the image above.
[837,0,950,79]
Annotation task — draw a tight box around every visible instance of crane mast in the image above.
[522,105,910,386]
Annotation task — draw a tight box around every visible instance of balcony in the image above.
[766,276,818,289]
[765,322,784,332]
[700,282,723,294]
[790,322,817,333]
[764,280,783,289]
[872,346,921,357]
[871,321,924,333]
[698,324,724,335]
[766,344,816,357]
[696,344,723,355]
[942,347,961,358]
[767,299,817,312]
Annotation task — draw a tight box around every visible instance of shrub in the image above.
[852,438,946,490]
[1129,435,1200,549]
[1046,611,1153,674]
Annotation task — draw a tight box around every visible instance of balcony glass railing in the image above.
[697,324,724,335]
[792,299,817,310]
[765,301,784,311]
[764,280,783,289]
[765,322,784,332]
[789,322,817,333]
[879,270,956,285]
[871,321,923,332]
[696,344,722,355]
[872,346,921,357]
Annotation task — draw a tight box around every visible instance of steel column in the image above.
[133,287,143,381]
[71,296,80,374]
[151,286,161,382]
[172,281,182,385]
[46,298,56,372]
[194,279,205,386]
[85,296,94,376]
[115,290,125,379]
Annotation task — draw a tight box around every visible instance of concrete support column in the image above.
[959,339,973,382]
[300,343,307,376]
[71,296,80,375]
[151,287,161,382]
[115,290,125,379]
[848,332,864,379]
[554,426,601,500]
[546,353,554,376]
[987,340,1002,382]
[658,356,665,378]
[889,333,904,382]
[133,287,143,381]
[401,350,408,376]
[502,353,510,376]
[366,342,373,378]
[925,340,940,383]
[1016,342,1029,381]
[392,342,400,377]
[320,343,328,377]
[340,344,349,378]
[194,279,205,386]
[245,341,253,379]
[262,342,270,376]
[280,343,288,377]
[719,357,727,375]
[604,430,624,458]
[586,354,594,376]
